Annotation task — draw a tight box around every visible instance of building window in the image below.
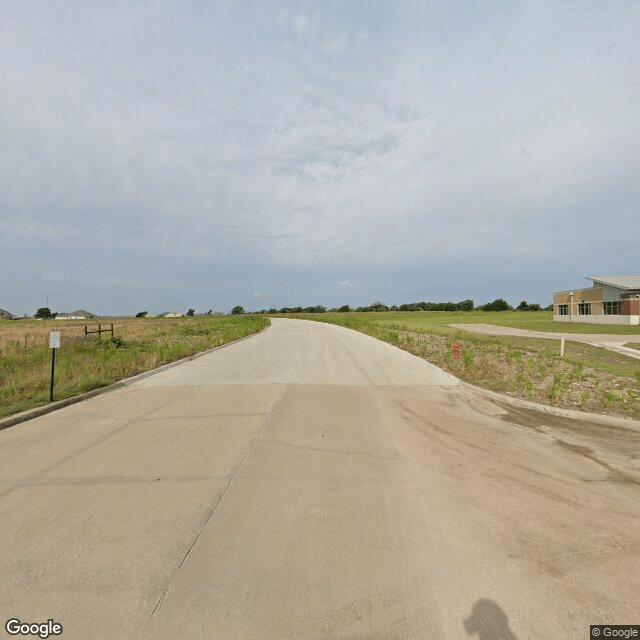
[557,304,568,315]
[578,302,591,315]
[603,301,621,315]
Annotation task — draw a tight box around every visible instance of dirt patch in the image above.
[487,399,640,486]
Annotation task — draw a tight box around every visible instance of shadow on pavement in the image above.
[464,598,518,639]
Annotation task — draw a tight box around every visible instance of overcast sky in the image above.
[1,1,639,315]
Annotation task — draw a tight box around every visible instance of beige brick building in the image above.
[553,276,640,325]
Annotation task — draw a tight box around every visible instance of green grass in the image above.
[341,309,640,335]
[275,311,640,419]
[0,315,269,419]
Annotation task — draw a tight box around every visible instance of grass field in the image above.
[0,315,269,419]
[347,309,640,335]
[278,311,640,419]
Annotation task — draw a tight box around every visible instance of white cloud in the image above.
[294,14,309,38]
[323,33,351,53]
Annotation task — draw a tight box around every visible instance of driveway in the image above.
[449,323,640,359]
[1,319,638,639]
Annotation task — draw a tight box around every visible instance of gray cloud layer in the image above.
[1,1,639,314]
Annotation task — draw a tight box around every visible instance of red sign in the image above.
[452,342,461,359]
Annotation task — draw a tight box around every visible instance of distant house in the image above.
[553,276,640,325]
[158,311,184,318]
[56,309,97,320]
[0,308,16,320]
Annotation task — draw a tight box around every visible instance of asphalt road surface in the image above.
[1,319,638,639]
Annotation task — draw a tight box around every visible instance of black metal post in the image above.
[50,347,56,402]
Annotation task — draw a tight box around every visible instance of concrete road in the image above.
[1,319,639,639]
[450,323,640,359]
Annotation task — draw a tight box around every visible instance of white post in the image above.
[560,336,565,357]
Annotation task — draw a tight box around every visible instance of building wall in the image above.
[600,284,624,302]
[553,286,604,316]
[553,285,640,325]
[621,294,640,315]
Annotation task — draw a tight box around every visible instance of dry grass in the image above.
[0,316,269,418]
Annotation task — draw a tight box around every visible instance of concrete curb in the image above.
[441,324,640,426]
[0,324,271,432]
[458,380,640,430]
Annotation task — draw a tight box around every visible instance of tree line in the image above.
[240,299,551,315]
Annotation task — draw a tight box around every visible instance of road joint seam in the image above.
[150,378,292,616]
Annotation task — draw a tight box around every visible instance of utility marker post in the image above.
[560,336,565,357]
[49,331,61,402]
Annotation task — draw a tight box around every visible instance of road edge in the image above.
[282,317,640,428]
[458,380,640,429]
[0,324,271,432]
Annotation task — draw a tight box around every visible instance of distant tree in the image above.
[338,304,351,313]
[231,305,244,315]
[458,299,474,311]
[544,303,553,311]
[135,311,148,318]
[516,301,542,311]
[206,309,213,315]
[187,308,195,316]
[369,302,389,312]
[35,307,53,319]
[268,308,278,314]
[482,298,511,311]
